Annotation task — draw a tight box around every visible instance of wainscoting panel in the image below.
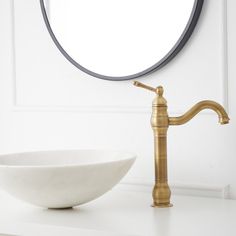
[13,0,228,114]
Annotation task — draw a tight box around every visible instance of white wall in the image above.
[0,0,236,198]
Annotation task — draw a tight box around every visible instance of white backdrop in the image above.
[0,0,236,198]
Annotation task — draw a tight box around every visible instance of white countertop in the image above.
[0,187,236,236]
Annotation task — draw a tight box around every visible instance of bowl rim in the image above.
[0,149,137,168]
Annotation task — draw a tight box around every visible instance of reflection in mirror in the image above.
[40,0,204,80]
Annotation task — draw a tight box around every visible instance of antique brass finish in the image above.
[133,81,229,208]
[168,100,230,125]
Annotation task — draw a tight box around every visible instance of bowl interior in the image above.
[0,150,135,167]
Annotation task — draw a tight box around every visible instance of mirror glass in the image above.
[40,0,203,80]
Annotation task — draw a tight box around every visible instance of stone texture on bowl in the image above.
[0,150,136,208]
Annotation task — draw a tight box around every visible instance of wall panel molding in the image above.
[222,0,229,112]
[119,180,230,199]
[11,0,229,114]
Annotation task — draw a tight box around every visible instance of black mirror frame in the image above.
[40,0,204,81]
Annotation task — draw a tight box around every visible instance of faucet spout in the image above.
[169,100,230,126]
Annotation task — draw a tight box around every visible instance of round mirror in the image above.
[40,0,204,80]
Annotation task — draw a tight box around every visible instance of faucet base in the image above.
[152,203,173,208]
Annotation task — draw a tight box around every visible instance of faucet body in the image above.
[151,88,172,207]
[134,81,229,208]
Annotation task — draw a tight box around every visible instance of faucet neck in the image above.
[169,100,230,125]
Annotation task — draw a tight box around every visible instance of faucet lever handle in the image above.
[133,81,156,93]
[133,81,163,96]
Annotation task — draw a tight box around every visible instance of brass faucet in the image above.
[133,81,230,208]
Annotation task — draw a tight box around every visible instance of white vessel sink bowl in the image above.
[0,150,136,209]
